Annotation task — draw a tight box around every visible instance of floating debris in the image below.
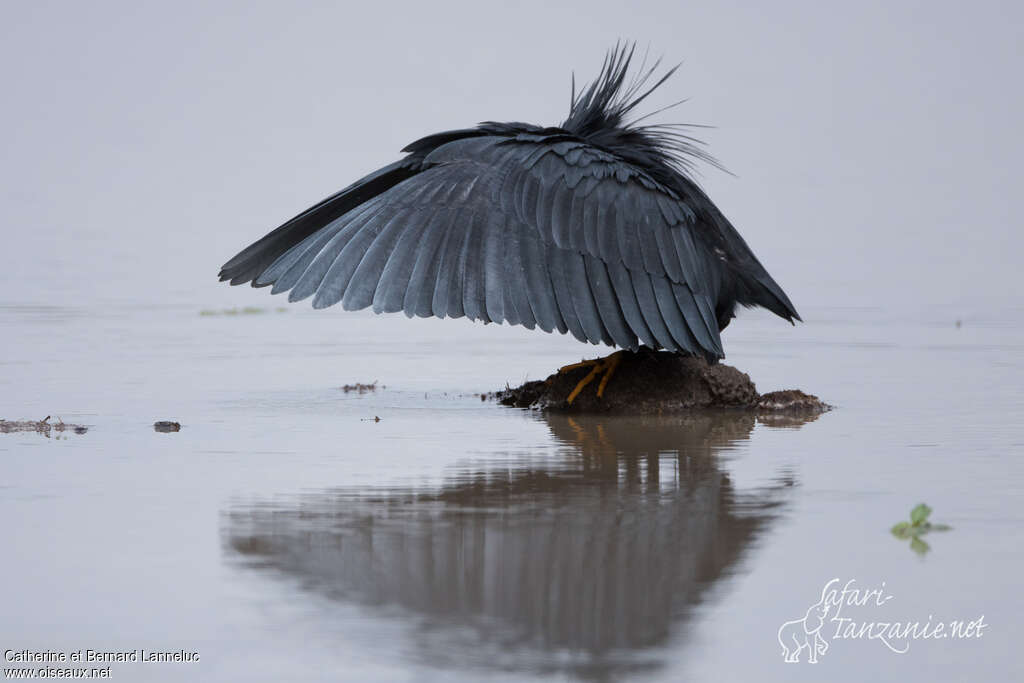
[1,416,88,437]
[493,350,831,416]
[199,306,288,316]
[340,381,383,394]
[360,416,382,422]
[154,421,182,433]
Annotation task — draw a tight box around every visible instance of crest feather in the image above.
[561,42,725,180]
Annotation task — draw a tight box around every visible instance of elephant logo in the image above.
[778,583,833,663]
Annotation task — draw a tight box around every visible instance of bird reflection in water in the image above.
[223,411,817,678]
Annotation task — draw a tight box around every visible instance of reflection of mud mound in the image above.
[545,412,756,459]
[223,411,815,678]
[494,350,831,415]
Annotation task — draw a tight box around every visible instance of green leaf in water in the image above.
[910,503,932,526]
[891,521,912,537]
[890,502,951,554]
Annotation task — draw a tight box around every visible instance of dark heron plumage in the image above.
[219,45,800,364]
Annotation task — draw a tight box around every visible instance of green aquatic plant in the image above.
[891,503,951,555]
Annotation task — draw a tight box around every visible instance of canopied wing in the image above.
[220,132,786,359]
[219,159,422,287]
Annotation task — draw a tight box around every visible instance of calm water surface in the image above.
[2,299,1022,681]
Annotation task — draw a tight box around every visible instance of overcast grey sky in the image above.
[1,0,1020,314]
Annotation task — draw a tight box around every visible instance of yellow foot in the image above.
[559,351,626,405]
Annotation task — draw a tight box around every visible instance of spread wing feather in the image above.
[220,132,796,359]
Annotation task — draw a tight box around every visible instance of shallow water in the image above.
[2,298,1022,681]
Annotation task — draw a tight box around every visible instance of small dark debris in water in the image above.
[1,416,88,437]
[955,319,962,328]
[360,416,382,422]
[492,350,832,416]
[341,381,383,394]
[154,421,182,432]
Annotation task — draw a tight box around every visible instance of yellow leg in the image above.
[561,351,626,405]
[566,363,604,404]
[596,351,624,397]
[558,359,599,373]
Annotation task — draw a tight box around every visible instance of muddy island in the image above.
[494,350,831,416]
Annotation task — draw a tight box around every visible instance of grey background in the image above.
[2,0,1020,315]
[2,3,1022,680]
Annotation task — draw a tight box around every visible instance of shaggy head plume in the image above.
[560,42,725,182]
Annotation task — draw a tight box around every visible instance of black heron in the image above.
[219,45,800,402]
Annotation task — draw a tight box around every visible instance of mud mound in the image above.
[494,350,831,416]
